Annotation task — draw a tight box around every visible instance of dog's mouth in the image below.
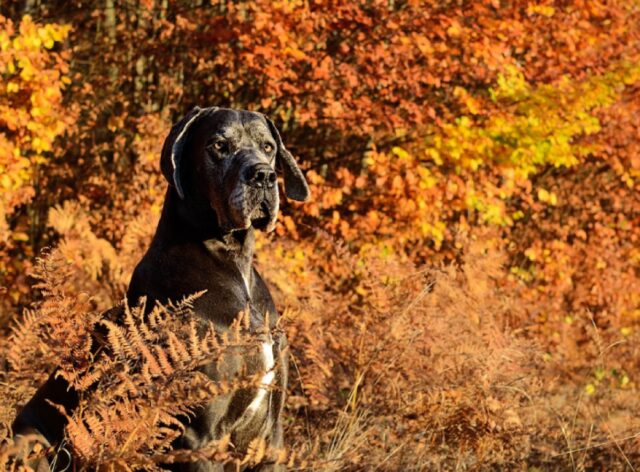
[227,183,279,232]
[250,201,273,230]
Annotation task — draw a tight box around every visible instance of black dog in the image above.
[12,107,309,471]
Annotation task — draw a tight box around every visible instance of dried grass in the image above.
[0,231,638,470]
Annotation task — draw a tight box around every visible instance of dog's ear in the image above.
[265,117,310,202]
[160,106,215,199]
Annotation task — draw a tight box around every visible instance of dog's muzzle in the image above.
[228,162,279,232]
[246,164,277,230]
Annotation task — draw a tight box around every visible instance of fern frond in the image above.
[101,320,132,359]
[7,309,41,371]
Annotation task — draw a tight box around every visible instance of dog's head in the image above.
[160,107,309,233]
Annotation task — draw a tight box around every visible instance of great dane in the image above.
[12,106,309,471]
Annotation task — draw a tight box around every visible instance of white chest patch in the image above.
[247,337,275,413]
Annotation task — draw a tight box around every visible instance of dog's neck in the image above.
[154,188,255,266]
[203,232,254,294]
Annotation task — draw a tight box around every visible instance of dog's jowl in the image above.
[12,107,309,471]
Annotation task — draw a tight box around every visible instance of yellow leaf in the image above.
[527,4,555,17]
[283,46,306,60]
[446,21,462,37]
[391,146,411,161]
[12,231,29,242]
[524,248,537,261]
[537,188,549,202]
[355,285,367,296]
[1,175,12,189]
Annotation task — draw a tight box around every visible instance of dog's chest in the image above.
[202,239,276,418]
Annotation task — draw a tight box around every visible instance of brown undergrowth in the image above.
[263,235,539,470]
[1,232,639,470]
[262,232,640,471]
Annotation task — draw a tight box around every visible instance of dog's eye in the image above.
[207,139,227,154]
[263,142,274,153]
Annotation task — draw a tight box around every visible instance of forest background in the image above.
[0,0,639,470]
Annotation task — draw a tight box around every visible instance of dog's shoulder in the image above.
[127,241,261,324]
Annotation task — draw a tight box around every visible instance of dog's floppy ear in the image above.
[160,106,215,199]
[266,117,310,202]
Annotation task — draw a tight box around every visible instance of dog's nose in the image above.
[246,164,277,189]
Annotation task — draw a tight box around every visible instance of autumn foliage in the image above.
[1,1,640,469]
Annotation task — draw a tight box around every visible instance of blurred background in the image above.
[0,1,639,469]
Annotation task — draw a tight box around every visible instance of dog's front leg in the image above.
[255,332,288,472]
